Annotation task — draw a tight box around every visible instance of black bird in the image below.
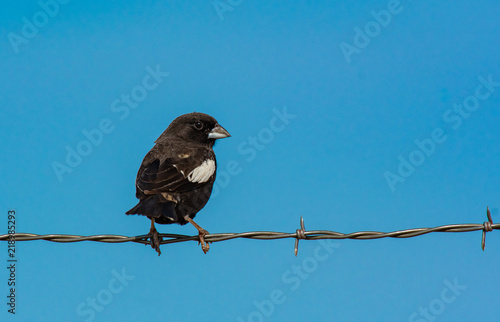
[126,112,230,255]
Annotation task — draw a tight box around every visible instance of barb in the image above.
[1,208,498,253]
[295,216,306,256]
[482,207,494,251]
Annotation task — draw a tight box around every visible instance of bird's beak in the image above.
[208,124,231,139]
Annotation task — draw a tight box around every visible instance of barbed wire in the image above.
[1,208,497,255]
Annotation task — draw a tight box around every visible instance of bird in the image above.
[126,112,230,255]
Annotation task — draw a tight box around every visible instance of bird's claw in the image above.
[149,227,162,256]
[198,229,210,254]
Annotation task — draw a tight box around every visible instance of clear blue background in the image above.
[1,1,499,321]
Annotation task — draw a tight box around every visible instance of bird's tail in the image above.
[126,196,182,224]
[125,203,144,215]
[126,196,159,216]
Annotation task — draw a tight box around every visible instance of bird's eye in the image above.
[194,121,203,130]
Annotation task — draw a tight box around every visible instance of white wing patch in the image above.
[188,159,215,183]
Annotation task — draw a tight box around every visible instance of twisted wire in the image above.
[1,215,498,253]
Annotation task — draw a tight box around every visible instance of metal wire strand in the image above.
[1,208,497,254]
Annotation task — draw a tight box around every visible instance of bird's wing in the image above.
[135,145,215,198]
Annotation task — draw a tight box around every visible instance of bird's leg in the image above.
[184,216,210,254]
[149,218,162,256]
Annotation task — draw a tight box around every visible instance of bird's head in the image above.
[158,112,230,146]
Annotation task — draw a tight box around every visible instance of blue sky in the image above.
[1,1,499,321]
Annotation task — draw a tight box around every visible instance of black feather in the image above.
[126,112,230,226]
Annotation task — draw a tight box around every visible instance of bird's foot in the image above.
[184,216,211,254]
[198,229,210,254]
[149,223,162,256]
